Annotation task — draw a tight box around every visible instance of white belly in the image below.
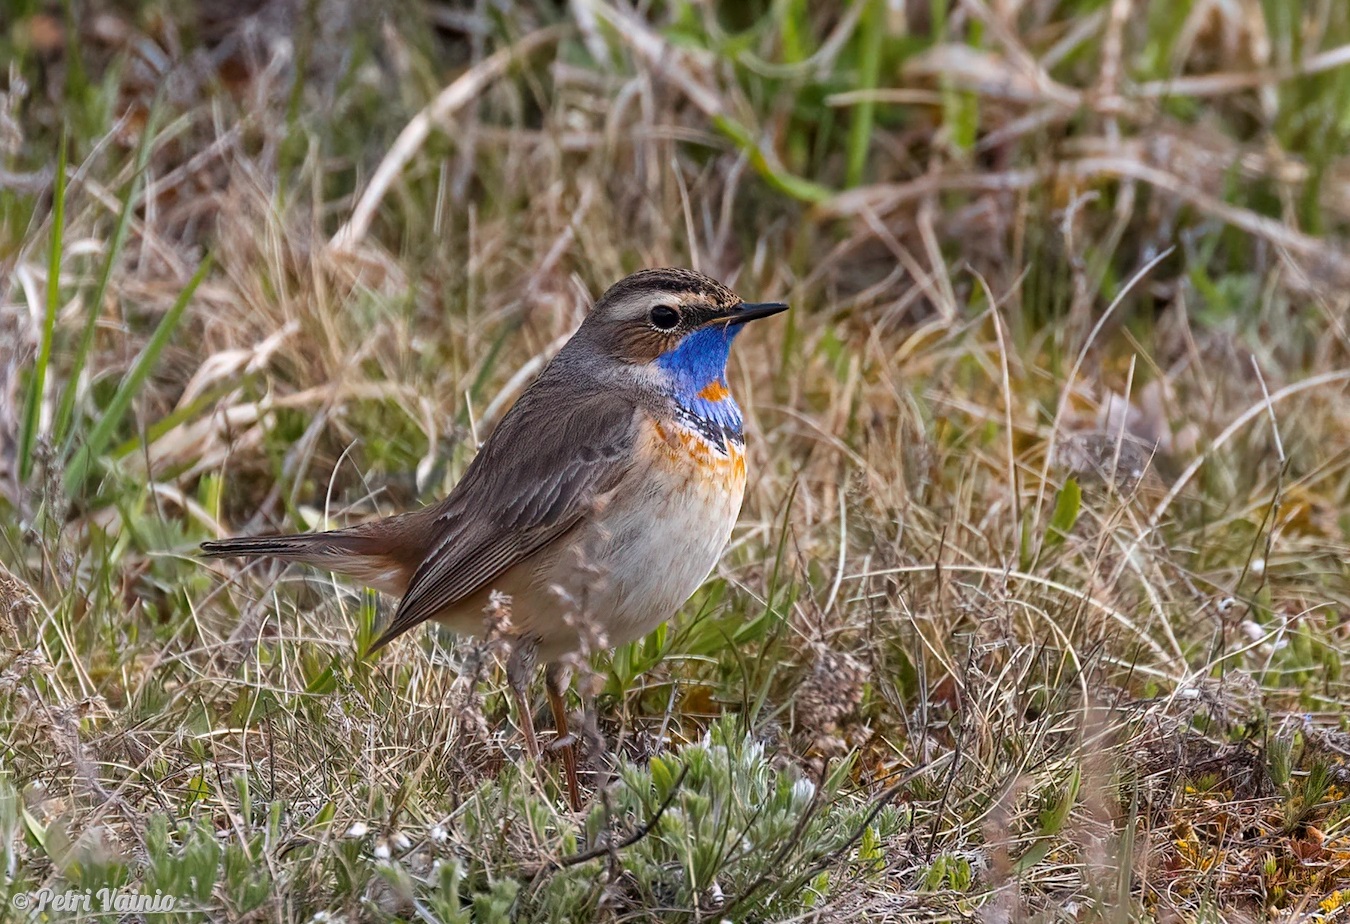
[522,418,746,660]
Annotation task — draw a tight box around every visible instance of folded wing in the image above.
[369,380,639,650]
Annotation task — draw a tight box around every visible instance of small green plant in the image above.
[919,852,974,892]
[417,716,902,921]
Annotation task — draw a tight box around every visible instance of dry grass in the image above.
[3,1,1350,921]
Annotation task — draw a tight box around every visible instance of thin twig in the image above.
[531,765,691,875]
[725,755,951,918]
[1134,42,1350,98]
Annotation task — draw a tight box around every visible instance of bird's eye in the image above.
[649,305,681,330]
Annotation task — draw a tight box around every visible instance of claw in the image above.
[548,732,578,751]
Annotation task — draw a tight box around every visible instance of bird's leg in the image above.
[506,637,540,761]
[545,662,582,812]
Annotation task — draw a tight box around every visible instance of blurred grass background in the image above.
[3,0,1350,920]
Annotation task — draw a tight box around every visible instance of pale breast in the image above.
[520,414,746,658]
[426,413,747,661]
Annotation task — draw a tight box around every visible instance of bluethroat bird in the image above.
[201,268,788,809]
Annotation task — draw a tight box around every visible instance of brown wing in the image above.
[368,379,640,650]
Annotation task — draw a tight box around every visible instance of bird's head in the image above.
[575,268,788,398]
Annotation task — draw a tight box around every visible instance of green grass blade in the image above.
[711,114,833,203]
[1042,477,1082,552]
[64,255,213,493]
[106,382,237,464]
[53,102,162,453]
[17,130,67,483]
[846,0,884,187]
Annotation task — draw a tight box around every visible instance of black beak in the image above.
[720,301,790,326]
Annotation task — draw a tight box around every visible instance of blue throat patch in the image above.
[655,325,745,445]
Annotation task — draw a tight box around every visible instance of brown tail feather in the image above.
[202,534,325,559]
[200,530,416,595]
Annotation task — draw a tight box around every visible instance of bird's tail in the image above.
[200,527,414,596]
[200,531,357,563]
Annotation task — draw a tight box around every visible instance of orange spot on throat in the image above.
[698,381,730,402]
